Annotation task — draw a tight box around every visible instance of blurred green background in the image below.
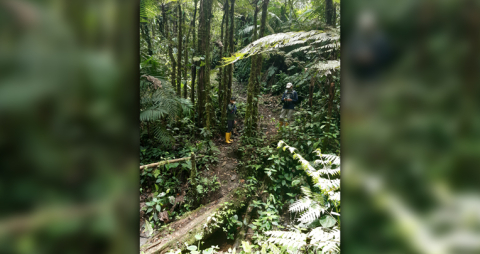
[0,0,138,253]
[342,0,480,253]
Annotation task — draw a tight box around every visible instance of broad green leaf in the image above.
[320,215,336,228]
[187,245,197,251]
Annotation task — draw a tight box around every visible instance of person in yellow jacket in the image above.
[226,97,237,144]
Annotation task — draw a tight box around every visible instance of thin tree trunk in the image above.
[252,0,269,130]
[323,81,335,149]
[191,0,198,106]
[309,74,314,108]
[218,6,226,126]
[141,22,153,56]
[221,0,230,133]
[204,0,214,130]
[325,0,334,26]
[332,3,337,27]
[226,0,235,124]
[163,5,176,91]
[244,0,259,137]
[245,0,269,136]
[177,3,183,96]
[184,9,190,99]
[197,0,205,127]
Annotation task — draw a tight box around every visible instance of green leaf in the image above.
[187,245,197,251]
[156,204,161,212]
[242,241,252,253]
[320,215,336,228]
[196,185,204,194]
[194,233,203,240]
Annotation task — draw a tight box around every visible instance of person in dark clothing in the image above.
[226,97,237,144]
[279,83,298,128]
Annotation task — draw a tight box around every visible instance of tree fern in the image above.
[222,30,339,65]
[139,74,191,146]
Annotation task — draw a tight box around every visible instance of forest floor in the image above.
[140,81,283,252]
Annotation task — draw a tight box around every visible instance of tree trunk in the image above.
[332,2,337,27]
[163,5,176,90]
[177,3,183,96]
[225,0,235,119]
[197,0,205,127]
[245,0,269,137]
[141,22,153,56]
[221,0,230,133]
[218,6,226,127]
[191,0,198,106]
[252,0,269,130]
[204,0,214,130]
[325,0,334,26]
[184,9,190,99]
[323,80,335,149]
[309,74,314,108]
[244,0,259,137]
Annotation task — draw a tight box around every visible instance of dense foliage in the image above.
[139,0,340,253]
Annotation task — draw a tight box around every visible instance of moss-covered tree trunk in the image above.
[218,6,226,128]
[244,0,259,137]
[225,0,235,117]
[203,0,214,130]
[252,0,269,130]
[190,0,198,106]
[333,2,337,27]
[163,4,176,91]
[177,3,183,96]
[183,9,190,99]
[220,0,230,133]
[141,22,153,56]
[197,0,205,127]
[325,0,334,26]
[245,0,269,137]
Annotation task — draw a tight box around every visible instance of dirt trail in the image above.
[140,81,283,251]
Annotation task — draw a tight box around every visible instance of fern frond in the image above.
[223,30,339,65]
[140,109,168,122]
[314,178,340,193]
[289,197,312,213]
[297,204,325,224]
[309,227,340,253]
[265,231,307,251]
[327,191,340,202]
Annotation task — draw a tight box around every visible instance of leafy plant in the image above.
[262,141,340,254]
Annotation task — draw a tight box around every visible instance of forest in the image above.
[139,0,340,253]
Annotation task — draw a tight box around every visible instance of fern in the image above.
[297,204,325,224]
[264,141,341,254]
[222,30,339,65]
[289,197,312,213]
[309,227,340,253]
[139,73,191,146]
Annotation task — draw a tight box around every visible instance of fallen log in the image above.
[140,154,205,171]
[141,186,250,254]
